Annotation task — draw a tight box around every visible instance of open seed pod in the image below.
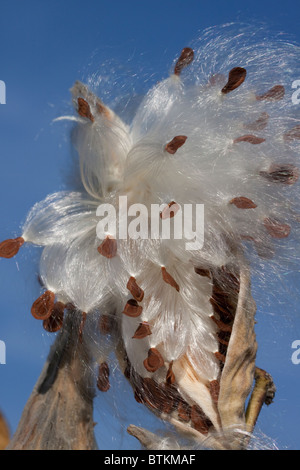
[119,262,273,450]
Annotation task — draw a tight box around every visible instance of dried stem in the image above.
[6,311,97,450]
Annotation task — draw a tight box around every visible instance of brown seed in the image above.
[123,299,143,318]
[0,237,24,259]
[221,67,247,94]
[140,378,174,413]
[230,197,257,209]
[31,290,55,320]
[132,322,152,339]
[97,236,117,258]
[166,361,175,385]
[260,164,299,185]
[161,267,180,292]
[211,316,232,332]
[165,135,187,155]
[79,311,87,343]
[194,267,211,278]
[158,384,175,414]
[210,296,233,323]
[218,266,240,294]
[127,277,144,302]
[98,315,112,335]
[97,362,110,392]
[209,379,220,404]
[177,400,191,422]
[43,301,64,333]
[244,112,269,131]
[143,348,164,373]
[191,405,211,434]
[217,330,231,346]
[160,201,180,219]
[233,135,265,145]
[214,351,226,363]
[263,218,291,239]
[174,47,194,76]
[77,97,94,122]
[283,125,300,142]
[256,85,285,101]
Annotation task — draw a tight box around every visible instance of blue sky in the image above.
[0,0,300,450]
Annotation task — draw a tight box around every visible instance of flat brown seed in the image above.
[210,316,232,332]
[233,135,265,145]
[230,197,257,209]
[191,405,211,434]
[210,296,233,322]
[143,348,164,373]
[161,267,180,292]
[0,237,24,259]
[123,299,143,317]
[209,379,220,404]
[217,330,231,346]
[174,47,194,75]
[165,135,187,154]
[166,361,175,385]
[256,85,285,101]
[160,201,180,219]
[260,164,299,185]
[31,290,55,320]
[97,362,110,392]
[244,112,269,131]
[77,97,94,122]
[214,351,226,363]
[97,236,117,258]
[177,400,191,422]
[263,218,291,239]
[132,322,152,339]
[126,277,144,302]
[284,125,300,142]
[194,267,211,278]
[141,378,170,412]
[43,301,64,333]
[221,67,247,94]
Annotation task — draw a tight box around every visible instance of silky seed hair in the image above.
[0,23,299,449]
